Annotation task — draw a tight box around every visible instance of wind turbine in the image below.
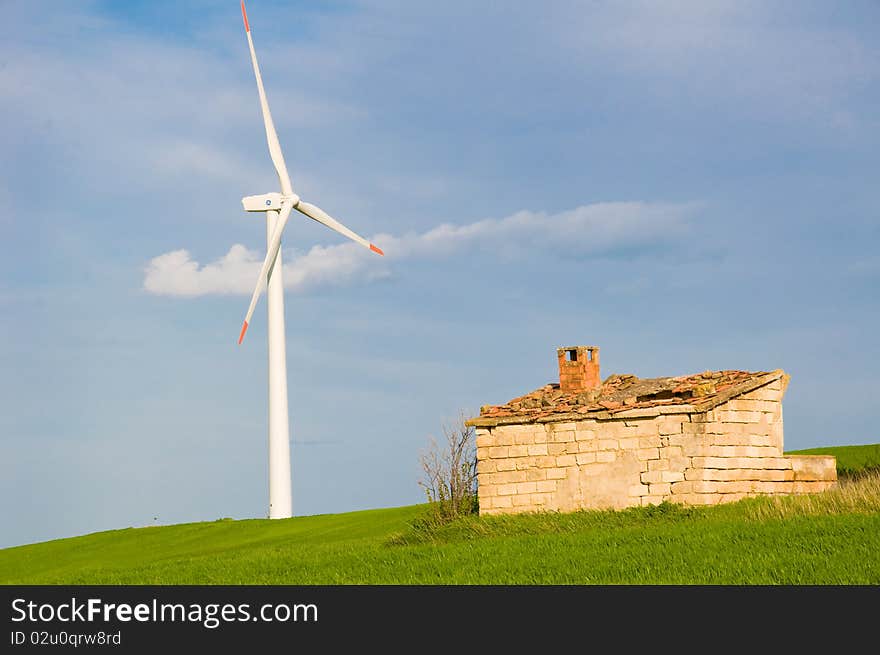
[237,1,384,519]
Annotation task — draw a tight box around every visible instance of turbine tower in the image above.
[237,1,384,519]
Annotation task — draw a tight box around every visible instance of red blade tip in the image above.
[238,320,249,345]
[241,1,250,32]
[370,244,384,256]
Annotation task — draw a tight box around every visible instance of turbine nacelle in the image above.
[241,192,299,213]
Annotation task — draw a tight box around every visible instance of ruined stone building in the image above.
[466,345,837,516]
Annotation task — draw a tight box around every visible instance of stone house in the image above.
[466,345,837,516]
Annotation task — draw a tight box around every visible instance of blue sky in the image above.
[1,0,878,548]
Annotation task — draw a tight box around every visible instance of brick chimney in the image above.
[557,346,600,392]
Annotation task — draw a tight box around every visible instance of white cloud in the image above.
[143,200,696,297]
[144,245,256,297]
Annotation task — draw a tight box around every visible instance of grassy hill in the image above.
[2,444,879,585]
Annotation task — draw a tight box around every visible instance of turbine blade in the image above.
[238,201,295,344]
[295,200,384,256]
[241,1,293,196]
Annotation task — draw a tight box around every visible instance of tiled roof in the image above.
[466,369,786,428]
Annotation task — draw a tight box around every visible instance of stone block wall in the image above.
[476,377,837,516]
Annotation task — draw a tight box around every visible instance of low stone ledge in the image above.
[788,455,837,482]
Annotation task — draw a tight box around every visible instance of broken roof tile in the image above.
[468,369,786,427]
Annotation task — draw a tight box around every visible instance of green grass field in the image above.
[2,444,878,585]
